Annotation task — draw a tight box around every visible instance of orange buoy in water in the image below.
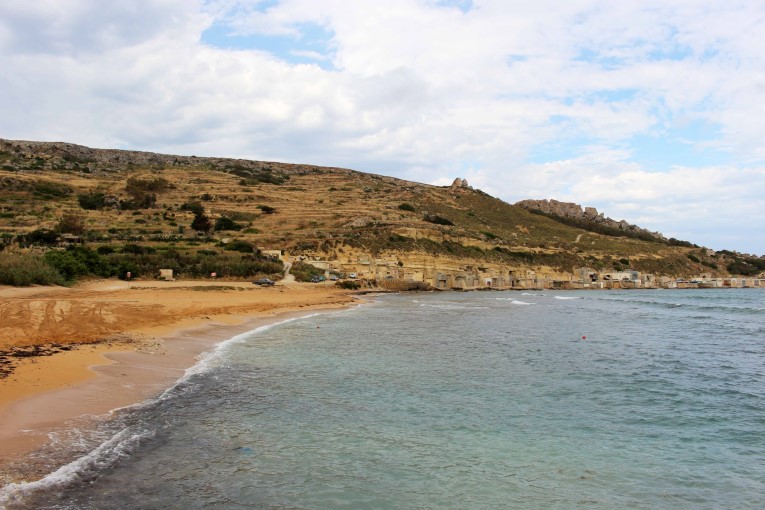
[582,335,586,340]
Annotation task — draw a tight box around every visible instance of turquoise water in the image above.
[2,289,764,509]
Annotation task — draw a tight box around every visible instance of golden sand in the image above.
[0,279,360,479]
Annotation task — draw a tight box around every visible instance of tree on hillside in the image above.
[191,211,212,232]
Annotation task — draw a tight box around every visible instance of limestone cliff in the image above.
[516,199,666,241]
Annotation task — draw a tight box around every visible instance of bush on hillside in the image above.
[122,244,156,255]
[119,194,156,210]
[214,217,243,231]
[57,213,86,235]
[17,229,58,247]
[125,176,170,195]
[191,212,212,232]
[32,181,71,199]
[78,193,107,210]
[223,240,255,253]
[423,214,454,226]
[180,201,205,216]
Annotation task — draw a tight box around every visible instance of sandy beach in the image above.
[0,279,361,484]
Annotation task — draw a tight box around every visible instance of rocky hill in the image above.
[1,138,763,288]
[516,199,668,243]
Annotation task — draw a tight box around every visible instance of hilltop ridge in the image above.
[516,199,668,244]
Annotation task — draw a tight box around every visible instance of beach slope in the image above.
[0,279,359,483]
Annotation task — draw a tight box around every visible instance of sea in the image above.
[1,289,764,509]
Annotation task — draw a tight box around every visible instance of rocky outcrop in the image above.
[516,199,666,240]
[451,177,471,189]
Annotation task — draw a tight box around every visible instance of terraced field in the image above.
[2,137,751,280]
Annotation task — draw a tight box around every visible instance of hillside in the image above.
[1,138,763,289]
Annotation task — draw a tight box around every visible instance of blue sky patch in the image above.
[201,21,336,69]
[528,118,728,170]
[528,136,588,164]
[436,0,474,13]
[574,48,628,70]
[629,121,729,169]
[648,44,693,61]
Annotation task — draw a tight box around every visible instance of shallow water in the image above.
[2,290,764,509]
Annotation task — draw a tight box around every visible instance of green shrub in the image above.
[336,280,360,290]
[119,194,156,210]
[18,229,58,247]
[727,261,758,276]
[180,201,205,215]
[126,176,170,195]
[423,214,454,226]
[492,247,535,262]
[225,165,289,185]
[687,254,700,263]
[44,246,112,281]
[78,193,107,210]
[0,252,65,286]
[258,205,276,214]
[668,238,695,248]
[290,261,322,282]
[389,234,411,244]
[214,217,243,231]
[121,244,156,255]
[223,240,254,253]
[57,213,86,235]
[398,203,416,212]
[191,212,212,232]
[1,243,286,285]
[32,181,71,198]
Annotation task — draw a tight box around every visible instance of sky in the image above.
[1,0,764,255]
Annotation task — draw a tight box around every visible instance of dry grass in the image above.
[0,139,703,278]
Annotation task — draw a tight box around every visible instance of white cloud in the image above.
[1,0,765,253]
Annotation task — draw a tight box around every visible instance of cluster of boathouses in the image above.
[287,251,765,290]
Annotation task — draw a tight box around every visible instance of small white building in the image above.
[601,270,640,282]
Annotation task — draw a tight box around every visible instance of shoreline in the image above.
[0,280,362,485]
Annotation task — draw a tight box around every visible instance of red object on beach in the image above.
[582,335,586,340]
